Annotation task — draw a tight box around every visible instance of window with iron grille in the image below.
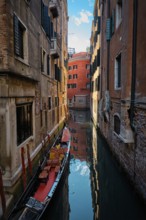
[16,103,32,145]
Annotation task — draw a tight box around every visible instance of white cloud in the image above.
[72,9,92,26]
[68,34,90,52]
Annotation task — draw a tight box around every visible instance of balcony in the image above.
[50,36,61,59]
[49,0,59,18]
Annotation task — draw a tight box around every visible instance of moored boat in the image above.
[8,127,71,220]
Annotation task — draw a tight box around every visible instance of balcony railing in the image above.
[49,0,59,18]
[50,35,61,59]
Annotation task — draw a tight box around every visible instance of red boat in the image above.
[8,127,71,220]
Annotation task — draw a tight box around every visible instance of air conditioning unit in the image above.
[50,38,59,59]
[51,38,57,50]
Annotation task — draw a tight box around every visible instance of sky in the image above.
[68,0,94,53]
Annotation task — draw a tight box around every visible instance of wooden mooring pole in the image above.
[21,147,26,190]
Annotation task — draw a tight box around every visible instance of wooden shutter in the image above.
[48,16,51,39]
[13,14,20,56]
[44,5,49,36]
[47,55,50,75]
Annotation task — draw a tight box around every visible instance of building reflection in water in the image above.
[44,109,101,220]
[68,110,94,220]
[90,125,100,220]
[45,109,146,220]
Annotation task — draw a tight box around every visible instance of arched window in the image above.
[114,115,120,135]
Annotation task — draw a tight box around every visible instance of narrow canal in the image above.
[46,110,146,220]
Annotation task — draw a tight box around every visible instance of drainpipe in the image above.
[130,0,138,181]
[107,0,110,90]
[130,0,138,131]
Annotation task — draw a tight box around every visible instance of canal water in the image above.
[46,110,146,220]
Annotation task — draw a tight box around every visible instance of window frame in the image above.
[73,74,77,79]
[48,97,51,110]
[13,14,28,61]
[73,65,77,70]
[114,53,121,90]
[16,103,33,146]
[114,114,121,135]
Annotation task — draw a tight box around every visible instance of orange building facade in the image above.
[67,52,90,109]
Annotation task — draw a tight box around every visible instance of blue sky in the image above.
[68,0,94,52]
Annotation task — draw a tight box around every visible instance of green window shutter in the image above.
[106,18,111,41]
[13,14,20,56]
[47,55,50,75]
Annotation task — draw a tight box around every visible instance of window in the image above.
[47,55,50,75]
[41,1,50,38]
[48,97,51,110]
[86,64,90,69]
[68,66,72,70]
[41,49,46,72]
[73,146,78,151]
[87,74,90,78]
[114,115,120,135]
[67,84,76,88]
[95,75,100,91]
[86,83,90,89]
[79,99,83,103]
[115,54,121,89]
[73,65,77,69]
[74,96,76,101]
[55,64,61,81]
[68,75,72,79]
[72,84,76,88]
[16,103,32,145]
[73,74,77,79]
[116,0,122,28]
[13,14,27,60]
[52,109,55,124]
[55,97,59,107]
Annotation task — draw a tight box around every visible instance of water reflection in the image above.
[96,131,146,220]
[46,109,146,220]
[68,110,93,220]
